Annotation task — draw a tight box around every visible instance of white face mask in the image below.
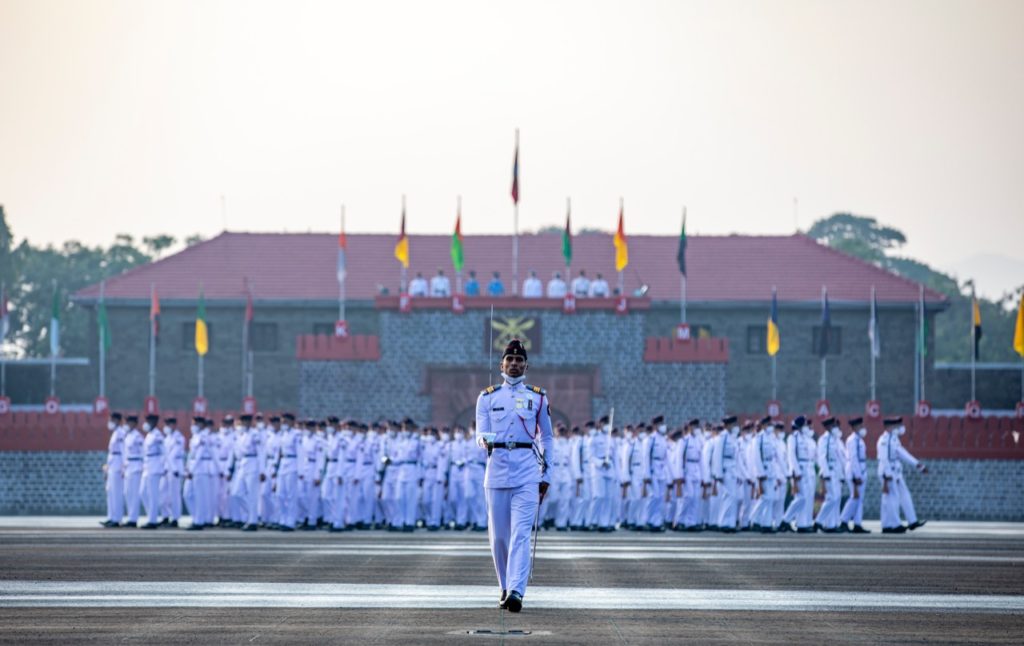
[730,426,740,437]
[142,422,151,432]
[441,433,451,442]
[897,426,907,436]
[858,428,868,438]
[386,430,396,438]
[455,433,465,441]
[107,421,116,431]
[803,427,813,437]
[190,424,199,434]
[831,428,841,437]
[501,372,525,386]
[257,422,266,431]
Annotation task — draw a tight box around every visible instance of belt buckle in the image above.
[504,440,515,451]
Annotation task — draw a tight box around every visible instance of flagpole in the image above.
[681,207,687,323]
[50,280,58,397]
[919,284,926,404]
[870,285,877,402]
[2,283,7,398]
[970,285,977,402]
[513,128,520,297]
[198,281,204,399]
[771,356,777,402]
[820,285,827,401]
[618,197,625,297]
[340,205,347,322]
[401,195,408,294]
[99,281,106,399]
[456,196,463,295]
[148,283,156,397]
[241,278,249,402]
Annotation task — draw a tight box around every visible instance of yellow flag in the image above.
[394,211,409,269]
[1014,292,1024,357]
[613,204,628,272]
[195,288,208,356]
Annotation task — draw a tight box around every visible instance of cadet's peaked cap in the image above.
[759,416,772,426]
[688,418,701,427]
[283,412,296,421]
[884,416,903,426]
[403,417,418,429]
[848,417,863,427]
[584,420,596,428]
[126,415,139,423]
[327,416,340,424]
[741,420,754,430]
[651,415,665,425]
[110,412,123,420]
[145,414,159,424]
[305,419,317,428]
[165,417,177,424]
[223,415,235,424]
[821,417,836,427]
[255,413,264,419]
[502,338,528,361]
[192,415,205,424]
[773,422,785,429]
[721,415,738,426]
[599,415,610,425]
[239,414,253,422]
[269,415,281,423]
[791,415,806,430]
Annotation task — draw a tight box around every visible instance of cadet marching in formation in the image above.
[100,411,928,536]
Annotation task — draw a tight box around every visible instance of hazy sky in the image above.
[2,0,1022,296]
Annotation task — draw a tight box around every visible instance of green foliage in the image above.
[809,212,1021,363]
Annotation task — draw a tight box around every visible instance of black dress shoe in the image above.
[241,524,257,532]
[505,590,523,613]
[279,526,295,532]
[760,527,777,534]
[852,525,871,534]
[796,527,814,533]
[498,590,508,609]
[99,520,117,528]
[169,520,179,528]
[907,520,927,531]
[882,526,907,534]
[140,522,159,530]
[186,524,204,531]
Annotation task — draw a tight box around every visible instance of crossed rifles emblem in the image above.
[491,316,536,354]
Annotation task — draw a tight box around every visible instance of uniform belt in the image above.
[200,457,213,461]
[472,461,487,466]
[346,459,356,463]
[145,453,161,458]
[127,457,142,461]
[488,442,534,450]
[283,454,297,458]
[686,459,700,463]
[244,454,257,458]
[362,462,372,466]
[109,452,122,455]
[398,460,417,465]
[328,459,338,462]
[307,458,317,462]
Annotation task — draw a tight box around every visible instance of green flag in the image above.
[451,213,464,272]
[677,210,687,275]
[562,209,572,268]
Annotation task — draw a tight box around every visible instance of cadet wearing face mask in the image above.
[162,417,185,528]
[588,415,617,532]
[782,416,816,533]
[642,416,670,532]
[814,417,845,533]
[878,417,929,534]
[839,417,870,533]
[100,412,126,528]
[122,415,145,528]
[711,416,742,533]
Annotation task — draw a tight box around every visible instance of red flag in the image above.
[149,286,160,339]
[245,287,254,324]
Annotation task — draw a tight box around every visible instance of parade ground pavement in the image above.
[0,518,1021,644]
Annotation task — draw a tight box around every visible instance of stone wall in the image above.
[299,308,727,427]
[0,451,1019,521]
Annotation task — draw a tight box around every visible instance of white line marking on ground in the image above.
[1,581,1021,612]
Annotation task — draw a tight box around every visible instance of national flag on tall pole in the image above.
[677,209,687,276]
[149,285,160,341]
[869,285,880,358]
[766,287,780,356]
[613,199,628,272]
[244,283,254,339]
[98,283,111,351]
[451,201,464,273]
[562,200,572,268]
[195,286,209,356]
[972,290,983,360]
[818,286,831,358]
[337,222,347,283]
[1014,292,1024,357]
[394,197,409,269]
[50,283,60,357]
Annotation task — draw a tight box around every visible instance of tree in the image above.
[184,233,206,247]
[807,213,907,264]
[143,234,176,258]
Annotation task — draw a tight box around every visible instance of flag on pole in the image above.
[1014,292,1024,357]
[562,204,572,268]
[245,284,254,330]
[766,287,780,356]
[394,206,409,269]
[972,292,983,360]
[50,285,60,357]
[451,209,464,273]
[613,201,628,272]
[98,291,112,352]
[511,131,519,204]
[818,286,831,358]
[0,284,9,341]
[869,286,880,358]
[677,209,687,276]
[195,286,209,356]
[149,285,160,342]
[917,287,928,358]
[337,227,347,283]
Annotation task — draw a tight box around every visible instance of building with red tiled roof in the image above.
[70,231,946,423]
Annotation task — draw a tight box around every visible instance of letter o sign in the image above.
[44,396,60,415]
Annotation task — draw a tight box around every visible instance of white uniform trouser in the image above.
[546,480,571,528]
[105,469,125,523]
[164,473,182,521]
[465,469,487,528]
[230,471,259,525]
[141,471,163,524]
[815,474,842,529]
[398,480,418,527]
[486,483,539,597]
[353,476,374,524]
[327,478,346,528]
[124,470,142,523]
[570,479,589,527]
[739,480,754,528]
[783,465,815,528]
[192,474,215,526]
[276,472,298,528]
[590,476,614,528]
[423,479,444,527]
[259,477,276,524]
[840,478,864,525]
[748,478,779,528]
[381,472,400,526]
[881,476,918,528]
[716,473,741,529]
[676,477,703,527]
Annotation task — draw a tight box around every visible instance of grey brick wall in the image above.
[299,308,727,426]
[0,452,1019,520]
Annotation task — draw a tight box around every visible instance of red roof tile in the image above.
[73,232,946,304]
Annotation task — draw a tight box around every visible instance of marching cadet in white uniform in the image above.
[422,427,447,530]
[378,421,401,529]
[674,419,704,531]
[395,418,422,531]
[642,416,669,532]
[141,414,166,529]
[186,417,218,530]
[814,418,845,532]
[122,415,144,527]
[162,417,185,527]
[771,422,790,531]
[621,425,644,529]
[588,415,617,531]
[712,416,741,532]
[738,421,756,530]
[449,426,471,529]
[274,414,300,531]
[476,339,554,614]
[839,417,870,533]
[229,414,262,531]
[782,416,816,532]
[878,416,929,534]
[569,425,589,529]
[100,412,126,527]
[260,416,281,526]
[701,425,719,529]
[546,425,573,530]
[747,417,780,532]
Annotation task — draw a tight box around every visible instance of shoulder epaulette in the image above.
[480,384,503,396]
[525,384,546,395]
